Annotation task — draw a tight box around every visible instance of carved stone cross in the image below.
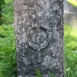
[14,0,64,77]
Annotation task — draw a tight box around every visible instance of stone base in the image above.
[64,11,77,27]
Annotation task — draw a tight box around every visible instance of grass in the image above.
[0,24,17,77]
[64,24,77,77]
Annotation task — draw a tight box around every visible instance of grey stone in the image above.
[64,11,77,27]
[14,0,64,77]
[64,0,77,26]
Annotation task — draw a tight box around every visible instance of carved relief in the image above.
[27,26,52,51]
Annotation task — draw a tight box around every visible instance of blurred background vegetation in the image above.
[0,0,77,77]
[0,0,16,77]
[67,0,77,7]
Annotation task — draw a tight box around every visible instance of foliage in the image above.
[0,24,17,77]
[64,24,77,77]
[0,0,5,11]
[67,0,77,8]
[4,0,13,4]
[48,71,55,77]
[0,0,5,25]
[2,0,14,24]
[0,0,5,12]
[36,69,42,77]
[36,69,55,77]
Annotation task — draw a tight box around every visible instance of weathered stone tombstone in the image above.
[64,11,77,27]
[14,0,64,77]
[64,0,77,27]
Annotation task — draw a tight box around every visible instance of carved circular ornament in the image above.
[27,26,51,51]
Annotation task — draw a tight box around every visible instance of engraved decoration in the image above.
[27,26,52,51]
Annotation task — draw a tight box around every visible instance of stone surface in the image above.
[14,0,64,77]
[64,11,77,27]
[64,0,77,26]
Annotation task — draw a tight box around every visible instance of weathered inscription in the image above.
[27,26,52,51]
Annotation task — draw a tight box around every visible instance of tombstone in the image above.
[64,0,77,27]
[14,0,64,77]
[64,0,70,11]
[64,11,77,27]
